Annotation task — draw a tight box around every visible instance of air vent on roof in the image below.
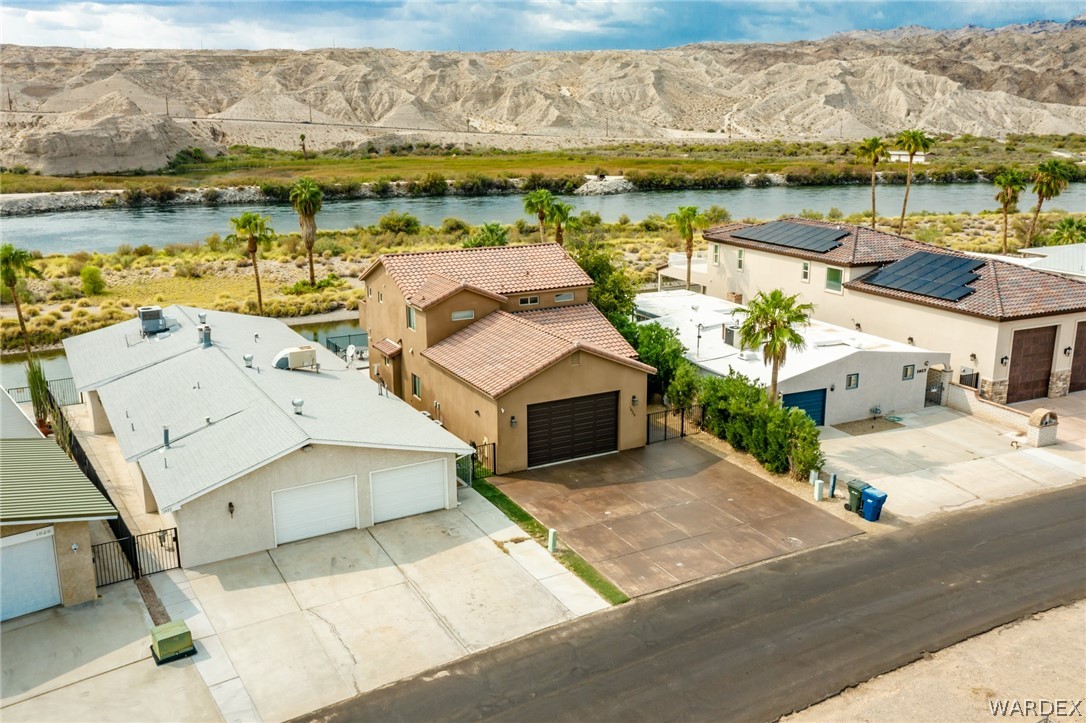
[273,346,317,371]
[138,306,167,335]
[739,349,759,361]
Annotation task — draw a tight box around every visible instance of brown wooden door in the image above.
[527,391,618,468]
[1070,322,1086,393]
[1006,326,1057,404]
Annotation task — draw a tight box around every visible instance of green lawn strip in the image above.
[472,478,629,606]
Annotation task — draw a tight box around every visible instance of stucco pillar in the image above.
[1027,409,1058,447]
[141,469,159,513]
[87,390,112,434]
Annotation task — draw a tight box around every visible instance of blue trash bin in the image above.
[861,487,887,522]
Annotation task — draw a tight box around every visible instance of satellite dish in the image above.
[346,344,356,359]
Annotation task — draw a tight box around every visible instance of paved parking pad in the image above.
[493,441,859,597]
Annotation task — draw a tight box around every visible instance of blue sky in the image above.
[2,1,1082,51]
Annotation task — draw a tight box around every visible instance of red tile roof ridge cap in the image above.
[410,274,508,309]
[381,241,565,261]
[987,258,1006,319]
[500,308,579,346]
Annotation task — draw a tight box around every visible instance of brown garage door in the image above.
[527,391,618,468]
[1006,326,1057,404]
[1071,322,1086,393]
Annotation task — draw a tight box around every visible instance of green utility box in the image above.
[150,620,196,665]
[846,480,870,515]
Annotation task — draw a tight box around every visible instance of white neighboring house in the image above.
[636,290,949,426]
[63,305,472,567]
[888,150,929,164]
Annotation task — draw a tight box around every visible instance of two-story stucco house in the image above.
[677,219,1086,405]
[359,243,654,474]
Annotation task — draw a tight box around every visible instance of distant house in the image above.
[662,218,1086,404]
[63,306,472,567]
[1,389,116,620]
[888,150,929,164]
[1016,244,1086,282]
[360,244,654,474]
[636,290,948,426]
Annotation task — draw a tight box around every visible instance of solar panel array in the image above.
[864,251,984,302]
[731,221,850,253]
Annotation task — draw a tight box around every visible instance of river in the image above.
[4,183,1081,255]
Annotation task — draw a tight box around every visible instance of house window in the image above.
[555,292,575,303]
[378,290,383,303]
[736,249,745,272]
[406,306,417,330]
[801,261,810,282]
[712,244,720,266]
[411,374,422,398]
[519,296,539,306]
[902,364,915,381]
[825,267,843,293]
[846,373,859,390]
[451,309,475,321]
[366,286,372,297]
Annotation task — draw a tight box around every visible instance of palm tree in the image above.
[855,137,889,229]
[1025,160,1073,247]
[226,212,275,315]
[463,222,509,248]
[894,129,934,234]
[1048,216,1086,246]
[993,167,1029,254]
[666,205,708,290]
[738,289,814,404]
[289,177,323,286]
[523,189,554,243]
[1,243,43,356]
[546,201,577,246]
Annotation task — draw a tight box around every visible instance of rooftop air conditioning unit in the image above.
[138,306,167,335]
[723,325,741,348]
[740,350,759,361]
[272,346,318,370]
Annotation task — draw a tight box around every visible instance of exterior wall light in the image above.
[1000,356,1009,366]
[228,502,235,517]
[969,353,977,362]
[907,336,914,345]
[510,416,517,428]
[632,395,639,406]
[830,383,836,392]
[1065,347,1073,357]
[71,543,79,553]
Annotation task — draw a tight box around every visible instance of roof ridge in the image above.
[383,242,562,260]
[499,309,579,346]
[987,259,1006,318]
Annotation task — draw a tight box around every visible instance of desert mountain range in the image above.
[1,17,1084,174]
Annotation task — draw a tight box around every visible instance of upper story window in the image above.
[736,249,745,272]
[411,374,422,398]
[451,309,475,321]
[406,306,417,330]
[712,244,720,266]
[378,290,383,303]
[801,261,810,283]
[846,373,859,389]
[825,267,843,293]
[366,286,372,297]
[519,296,540,307]
[555,292,575,303]
[902,364,915,381]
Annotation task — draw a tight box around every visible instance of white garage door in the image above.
[1,527,62,622]
[273,477,358,545]
[371,459,447,524]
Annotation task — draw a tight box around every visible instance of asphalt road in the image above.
[304,484,1086,723]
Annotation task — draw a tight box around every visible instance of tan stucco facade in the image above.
[173,444,457,568]
[1,522,97,607]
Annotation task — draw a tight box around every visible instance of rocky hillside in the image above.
[1,17,1084,174]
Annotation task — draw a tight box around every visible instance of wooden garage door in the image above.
[1071,322,1086,394]
[527,391,618,468]
[1006,326,1057,404]
[1,527,61,621]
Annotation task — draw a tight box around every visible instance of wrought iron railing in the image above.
[92,528,180,587]
[324,332,369,359]
[7,377,82,406]
[646,405,704,444]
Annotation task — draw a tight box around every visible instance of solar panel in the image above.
[864,251,984,302]
[732,221,849,254]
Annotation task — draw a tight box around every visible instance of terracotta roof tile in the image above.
[408,273,507,310]
[373,338,402,357]
[704,218,912,267]
[363,243,593,300]
[422,311,653,398]
[846,249,1086,320]
[514,304,637,358]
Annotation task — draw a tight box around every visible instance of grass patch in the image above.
[472,478,629,605]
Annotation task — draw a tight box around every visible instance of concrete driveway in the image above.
[1,488,606,723]
[493,441,860,597]
[820,403,1085,521]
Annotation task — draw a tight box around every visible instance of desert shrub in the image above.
[521,172,581,194]
[748,174,773,188]
[377,210,421,235]
[616,214,630,226]
[406,172,448,196]
[122,185,147,205]
[282,272,345,295]
[440,217,472,237]
[174,260,202,278]
[144,184,178,203]
[80,265,106,295]
[116,244,133,256]
[453,173,495,195]
[133,244,154,257]
[827,207,844,220]
[702,205,731,224]
[799,209,824,220]
[47,280,81,301]
[638,214,667,232]
[369,177,393,197]
[259,181,291,201]
[202,188,222,205]
[314,238,346,256]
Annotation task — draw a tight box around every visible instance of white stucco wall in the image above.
[174,444,457,568]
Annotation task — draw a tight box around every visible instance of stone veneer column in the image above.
[1048,370,1071,398]
[979,378,1009,405]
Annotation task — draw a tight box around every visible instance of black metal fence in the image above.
[647,405,704,444]
[324,333,369,359]
[92,528,180,587]
[457,442,497,486]
[7,377,82,406]
[474,442,496,475]
[960,372,980,389]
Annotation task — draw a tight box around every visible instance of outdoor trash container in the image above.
[861,487,888,522]
[846,480,870,514]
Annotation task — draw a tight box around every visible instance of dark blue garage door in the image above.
[782,388,827,426]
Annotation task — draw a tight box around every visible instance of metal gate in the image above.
[92,528,180,587]
[925,382,943,406]
[647,406,704,444]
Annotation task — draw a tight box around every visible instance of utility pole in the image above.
[165,95,170,117]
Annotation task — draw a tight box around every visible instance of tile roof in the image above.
[408,273,507,310]
[422,310,653,398]
[847,249,1086,320]
[513,304,637,358]
[373,338,403,357]
[363,243,593,300]
[704,218,913,267]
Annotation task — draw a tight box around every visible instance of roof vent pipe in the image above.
[198,312,207,324]
[163,425,170,449]
[292,399,304,415]
[243,353,254,368]
[202,326,212,348]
